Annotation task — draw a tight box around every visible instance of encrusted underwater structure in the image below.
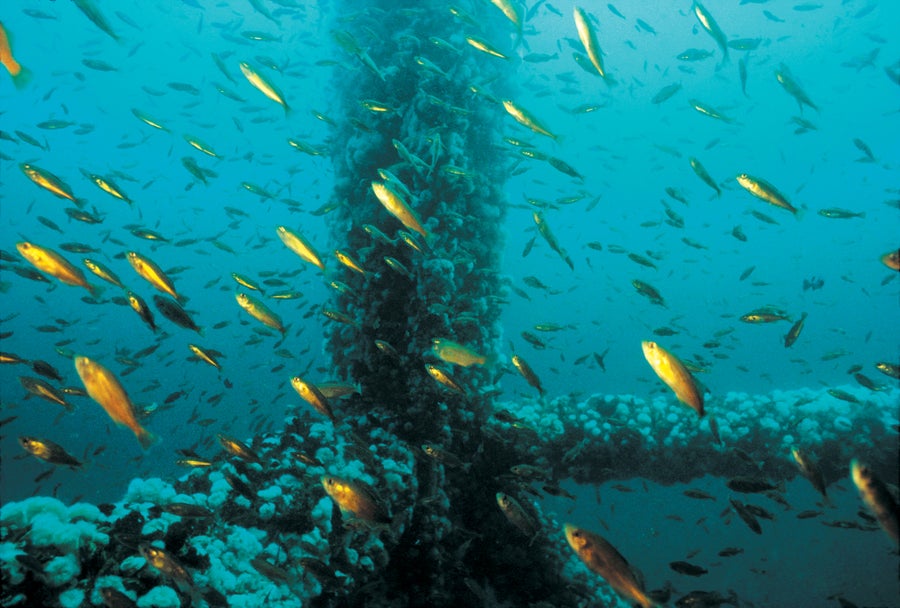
[2,2,898,608]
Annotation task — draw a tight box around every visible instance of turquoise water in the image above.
[1,1,898,607]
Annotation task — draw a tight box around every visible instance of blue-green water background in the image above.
[0,0,898,605]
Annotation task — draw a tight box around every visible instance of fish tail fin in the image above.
[137,428,159,450]
[12,65,32,90]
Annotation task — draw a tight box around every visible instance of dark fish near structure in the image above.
[684,489,715,501]
[744,503,775,520]
[791,447,828,500]
[727,476,779,493]
[153,295,201,333]
[496,492,539,536]
[670,561,709,576]
[421,444,467,469]
[321,475,389,524]
[796,510,823,520]
[729,498,762,534]
[217,433,262,465]
[675,589,738,607]
[827,388,860,404]
[139,544,193,587]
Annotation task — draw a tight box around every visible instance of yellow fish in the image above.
[511,354,544,395]
[321,475,389,524]
[19,436,82,467]
[431,338,486,367]
[736,174,798,214]
[239,61,290,113]
[465,36,507,59]
[425,364,466,394]
[189,344,221,369]
[290,376,336,421]
[236,292,284,334]
[83,258,124,288]
[217,433,261,464]
[17,242,95,294]
[83,172,132,204]
[573,7,606,79]
[75,356,156,449]
[0,22,31,88]
[641,341,704,416]
[20,164,77,201]
[564,524,656,608]
[139,544,193,587]
[851,459,898,546]
[489,0,523,31]
[276,226,325,270]
[502,99,558,140]
[127,251,180,300]
[371,180,430,240]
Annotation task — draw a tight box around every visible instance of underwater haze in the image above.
[1,1,899,607]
